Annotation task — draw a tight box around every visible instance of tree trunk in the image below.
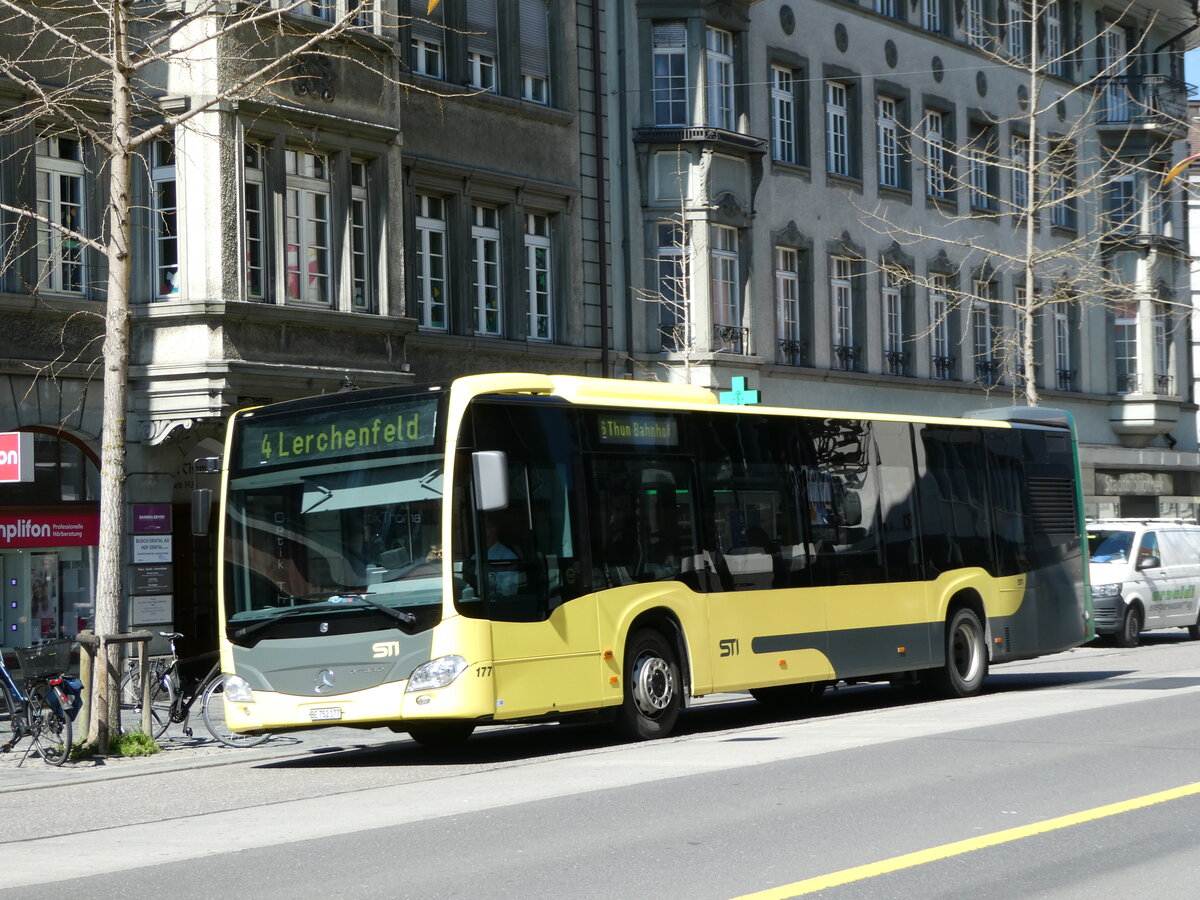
[87,2,134,750]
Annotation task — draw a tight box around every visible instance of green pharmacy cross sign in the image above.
[718,377,761,406]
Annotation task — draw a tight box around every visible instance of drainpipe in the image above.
[591,0,611,376]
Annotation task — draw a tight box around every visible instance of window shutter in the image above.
[467,0,498,57]
[653,22,687,48]
[519,0,550,79]
[411,0,443,44]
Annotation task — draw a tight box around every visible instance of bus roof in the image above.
[454,373,1071,431]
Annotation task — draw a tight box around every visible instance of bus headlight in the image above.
[1091,583,1121,598]
[406,655,468,692]
[222,675,255,703]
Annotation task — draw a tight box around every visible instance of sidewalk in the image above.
[0,723,406,792]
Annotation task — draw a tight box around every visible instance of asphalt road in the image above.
[3,633,1200,898]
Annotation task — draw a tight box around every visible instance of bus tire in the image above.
[930,607,988,699]
[1115,606,1142,648]
[407,721,475,748]
[749,682,825,708]
[616,629,681,740]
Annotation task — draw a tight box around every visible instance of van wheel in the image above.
[615,629,681,740]
[1188,611,1200,641]
[929,608,988,698]
[1115,606,1142,648]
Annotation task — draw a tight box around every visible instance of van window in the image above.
[1089,530,1133,564]
[1136,532,1159,567]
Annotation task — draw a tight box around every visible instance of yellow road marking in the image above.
[735,781,1200,898]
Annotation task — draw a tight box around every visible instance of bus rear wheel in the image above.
[929,608,988,699]
[616,629,681,740]
[406,721,476,748]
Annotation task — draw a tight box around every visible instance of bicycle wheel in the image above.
[29,682,71,766]
[201,674,269,748]
[0,681,19,752]
[119,666,173,739]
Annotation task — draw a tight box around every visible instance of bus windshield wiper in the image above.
[232,592,417,640]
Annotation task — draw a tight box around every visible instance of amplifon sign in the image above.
[0,513,100,548]
[0,432,34,483]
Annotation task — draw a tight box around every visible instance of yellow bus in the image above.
[214,373,1091,745]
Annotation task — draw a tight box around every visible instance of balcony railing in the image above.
[712,324,749,355]
[1097,74,1190,130]
[884,350,907,376]
[833,344,860,372]
[1116,371,1140,394]
[975,359,1000,385]
[1155,373,1175,396]
[931,354,955,380]
[1056,369,1074,391]
[658,323,689,353]
[777,338,808,367]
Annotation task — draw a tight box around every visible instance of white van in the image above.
[1087,519,1200,647]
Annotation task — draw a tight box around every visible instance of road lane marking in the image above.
[734,781,1200,898]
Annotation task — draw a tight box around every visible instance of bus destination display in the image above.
[597,413,678,446]
[239,397,439,469]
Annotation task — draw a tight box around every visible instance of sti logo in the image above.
[0,433,34,484]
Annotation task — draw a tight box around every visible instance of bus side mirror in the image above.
[192,488,213,537]
[473,451,509,512]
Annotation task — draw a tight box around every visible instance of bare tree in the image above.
[856,1,1189,406]
[0,0,433,750]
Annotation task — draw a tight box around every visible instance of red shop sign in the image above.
[0,512,100,548]
[0,432,34,483]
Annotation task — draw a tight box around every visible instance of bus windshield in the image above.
[223,391,446,642]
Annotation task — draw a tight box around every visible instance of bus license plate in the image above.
[309,707,343,721]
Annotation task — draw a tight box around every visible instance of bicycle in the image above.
[119,632,269,749]
[0,639,74,766]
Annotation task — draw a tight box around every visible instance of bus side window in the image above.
[875,422,921,582]
[914,424,993,575]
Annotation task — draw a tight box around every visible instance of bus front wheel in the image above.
[616,629,681,740]
[930,607,988,699]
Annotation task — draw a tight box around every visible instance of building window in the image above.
[1104,174,1137,234]
[923,0,943,34]
[1054,309,1071,389]
[285,149,331,306]
[966,0,986,48]
[770,65,797,165]
[525,213,552,340]
[972,284,995,382]
[1048,139,1075,228]
[883,270,906,375]
[775,246,802,363]
[711,224,739,328]
[415,194,447,330]
[831,255,855,370]
[349,159,371,311]
[706,27,734,130]
[472,204,502,336]
[877,95,901,189]
[467,0,499,92]
[1114,306,1137,392]
[875,0,898,17]
[411,1,444,79]
[652,22,688,126]
[1006,0,1027,60]
[1100,26,1129,122]
[1045,1,1064,77]
[36,135,86,295]
[657,221,688,350]
[243,143,265,301]
[825,81,851,177]
[925,110,947,198]
[520,0,550,104]
[930,275,951,379]
[1011,135,1029,213]
[1154,305,1170,394]
[149,137,178,300]
[967,124,996,210]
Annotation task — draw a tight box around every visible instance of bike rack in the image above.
[76,630,152,757]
